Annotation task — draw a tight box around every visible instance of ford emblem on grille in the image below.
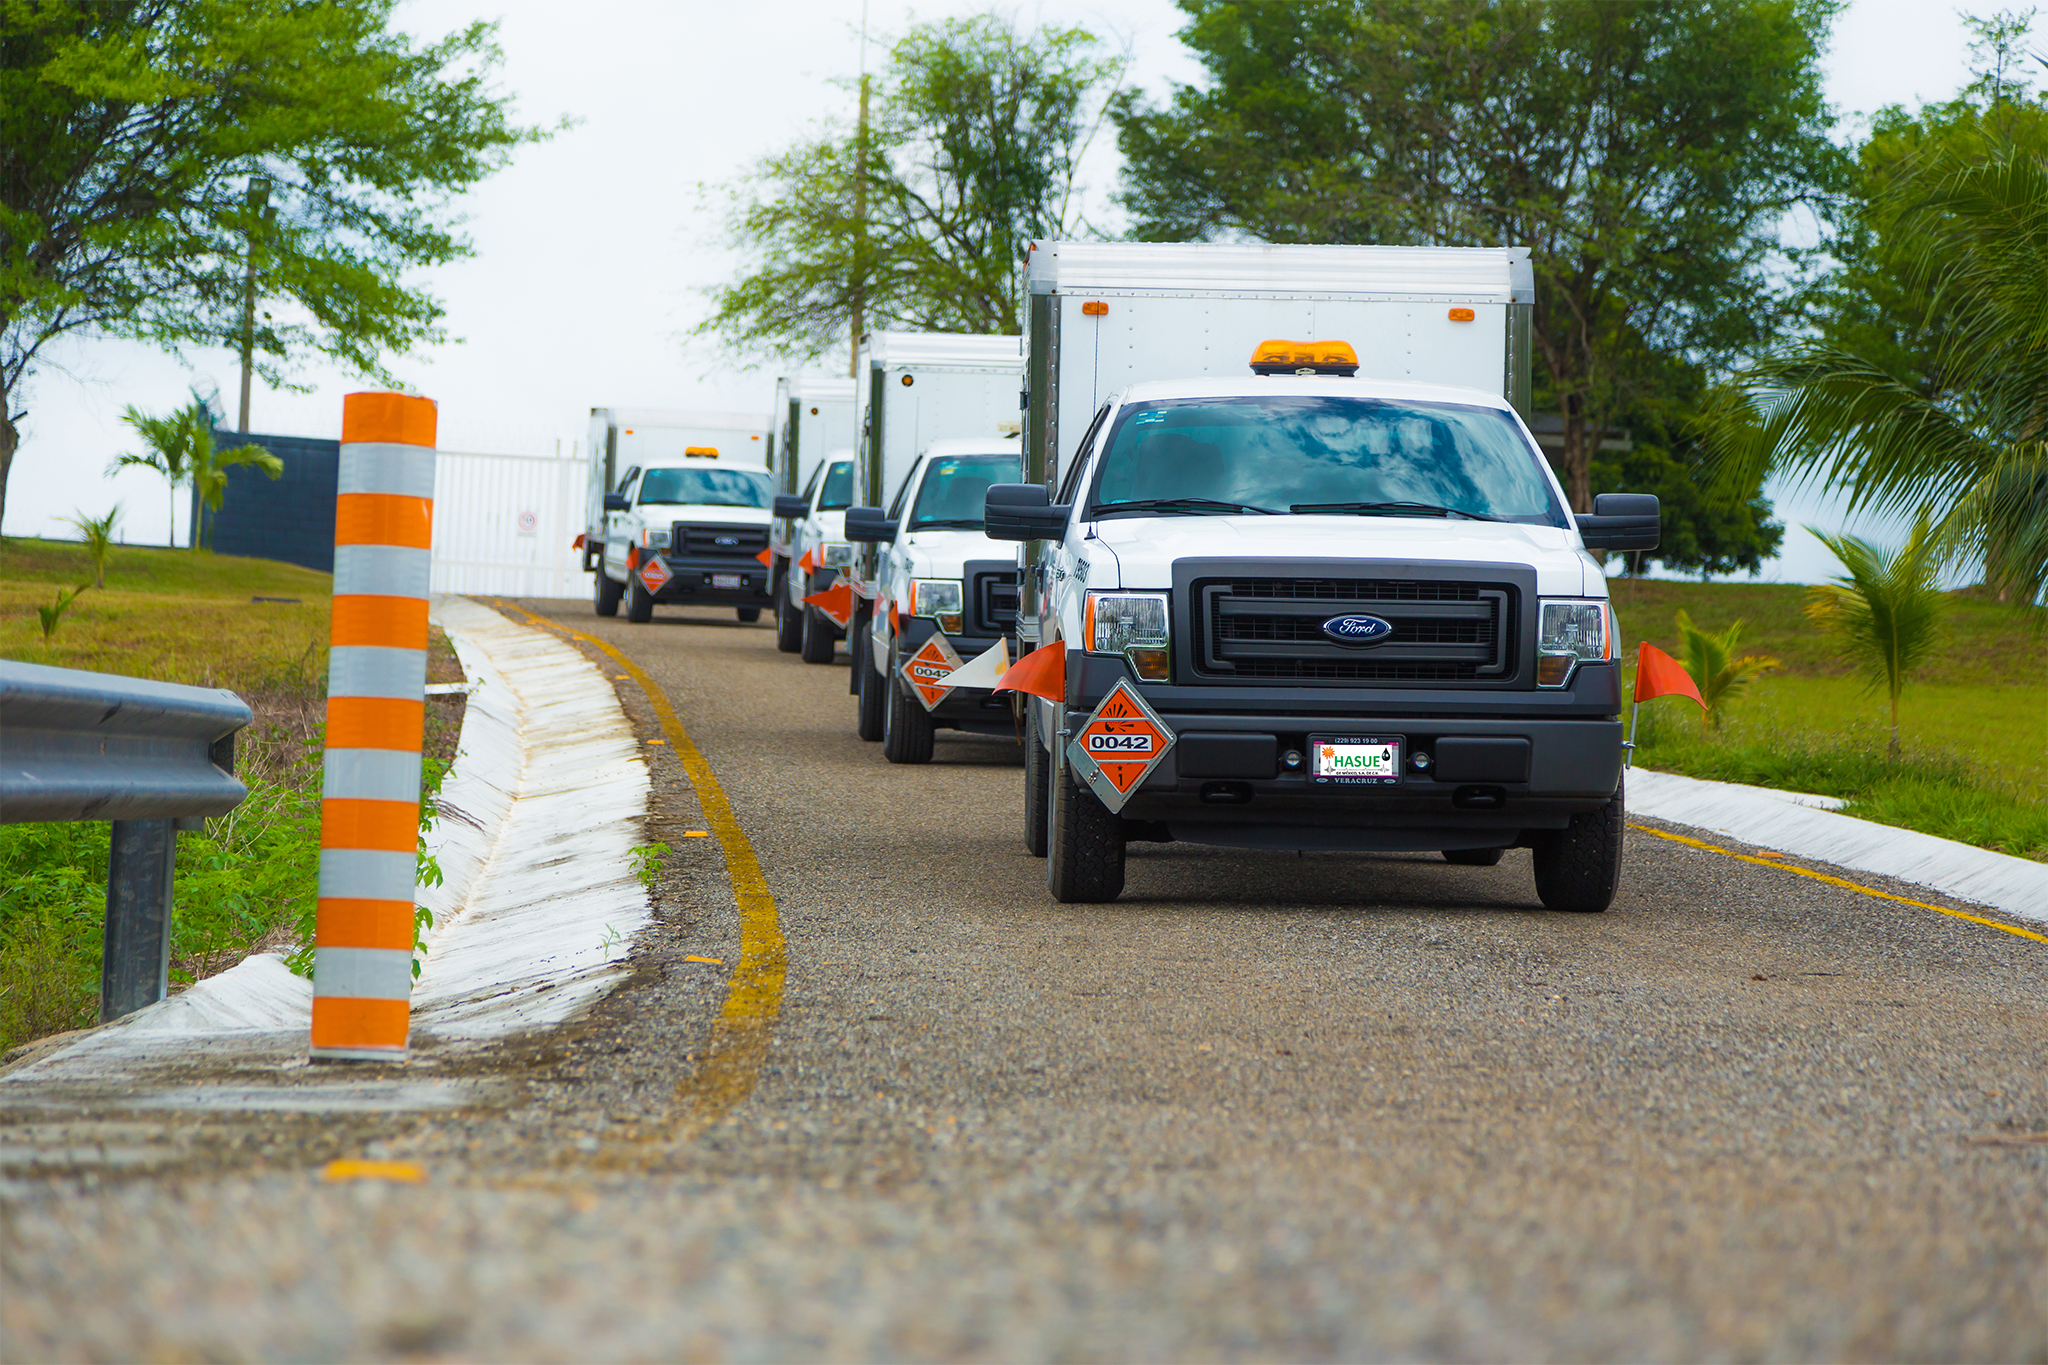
[715,536,738,547]
[1321,614,1394,645]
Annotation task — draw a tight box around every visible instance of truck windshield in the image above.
[909,453,1022,529]
[1090,397,1566,526]
[818,461,855,511]
[638,467,772,508]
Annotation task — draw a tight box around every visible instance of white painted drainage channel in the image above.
[0,597,649,1095]
[1630,767,2048,929]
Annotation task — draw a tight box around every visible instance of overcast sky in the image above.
[5,0,1983,581]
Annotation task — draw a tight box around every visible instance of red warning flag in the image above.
[993,641,1066,703]
[802,580,853,628]
[755,547,774,568]
[1635,641,1704,710]
[797,547,818,575]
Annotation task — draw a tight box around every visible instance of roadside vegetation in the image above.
[0,540,463,1056]
[1614,577,2047,861]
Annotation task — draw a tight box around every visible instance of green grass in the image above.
[1616,579,2047,862]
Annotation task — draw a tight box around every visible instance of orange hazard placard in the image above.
[1064,679,1175,813]
[900,633,963,711]
[638,555,671,595]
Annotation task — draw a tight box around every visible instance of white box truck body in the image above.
[981,241,1661,911]
[836,331,1023,719]
[583,407,776,624]
[768,375,857,560]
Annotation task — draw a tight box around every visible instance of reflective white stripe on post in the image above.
[317,848,419,904]
[337,442,438,498]
[312,946,417,1000]
[322,749,426,803]
[332,545,433,599]
[327,646,429,699]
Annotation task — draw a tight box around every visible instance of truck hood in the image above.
[811,510,847,540]
[901,528,1014,578]
[1086,515,1597,597]
[653,504,772,525]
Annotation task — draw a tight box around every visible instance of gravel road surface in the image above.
[4,599,2043,1362]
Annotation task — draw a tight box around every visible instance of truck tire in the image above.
[1047,753,1125,903]
[881,647,935,764]
[854,626,885,741]
[1532,774,1624,913]
[595,569,622,618]
[801,606,835,663]
[847,608,869,694]
[736,607,761,624]
[626,572,654,623]
[1022,704,1050,857]
[774,568,803,653]
[1443,847,1504,866]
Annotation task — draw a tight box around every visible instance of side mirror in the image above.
[1575,493,1660,552]
[603,493,629,513]
[772,494,809,520]
[984,484,1072,542]
[844,506,898,543]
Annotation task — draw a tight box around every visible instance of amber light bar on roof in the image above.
[684,446,720,458]
[1249,339,1359,377]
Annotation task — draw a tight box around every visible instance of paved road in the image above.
[4,600,2044,1361]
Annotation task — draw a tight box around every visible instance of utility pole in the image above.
[850,1,870,378]
[238,177,273,433]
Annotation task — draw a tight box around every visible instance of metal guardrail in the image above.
[1,660,252,1023]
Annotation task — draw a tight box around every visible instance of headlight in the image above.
[1086,591,1170,682]
[821,541,855,568]
[912,578,964,633]
[643,528,671,550]
[1536,599,1613,687]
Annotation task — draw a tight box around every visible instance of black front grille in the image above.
[971,570,1020,636]
[678,523,770,556]
[1195,576,1513,683]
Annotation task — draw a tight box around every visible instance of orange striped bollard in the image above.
[311,391,438,1060]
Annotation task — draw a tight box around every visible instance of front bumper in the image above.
[896,617,1016,732]
[1055,655,1625,849]
[650,555,775,606]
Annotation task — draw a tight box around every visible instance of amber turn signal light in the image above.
[1448,307,1476,322]
[1082,300,1109,316]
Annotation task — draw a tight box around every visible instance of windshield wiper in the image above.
[1289,500,1503,522]
[1094,497,1279,517]
[908,518,984,530]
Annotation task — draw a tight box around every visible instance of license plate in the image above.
[710,573,744,590]
[1310,734,1402,785]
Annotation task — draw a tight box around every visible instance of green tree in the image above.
[1710,17,2048,605]
[111,395,280,550]
[1805,515,1947,758]
[60,503,120,587]
[698,13,1126,365]
[1113,0,1844,510]
[0,0,550,529]
[1672,609,1779,730]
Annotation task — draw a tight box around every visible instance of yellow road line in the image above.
[1629,822,2047,945]
[492,601,788,1129]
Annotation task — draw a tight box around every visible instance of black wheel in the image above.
[1532,774,1624,913]
[1443,847,1504,867]
[594,568,622,618]
[1022,703,1050,857]
[801,576,835,663]
[881,642,936,764]
[625,571,654,623]
[847,608,869,694]
[736,607,761,623]
[854,623,885,742]
[774,567,803,652]
[1047,749,1125,903]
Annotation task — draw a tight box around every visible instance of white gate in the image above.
[429,448,592,599]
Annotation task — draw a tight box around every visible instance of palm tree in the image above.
[61,505,121,588]
[109,395,280,550]
[1712,147,2048,606]
[1804,514,1947,758]
[1672,610,1779,731]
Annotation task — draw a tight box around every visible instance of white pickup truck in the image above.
[842,438,1023,762]
[770,451,856,660]
[985,242,1660,910]
[768,376,855,651]
[593,455,778,624]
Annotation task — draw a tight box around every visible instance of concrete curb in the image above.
[1630,766,2048,927]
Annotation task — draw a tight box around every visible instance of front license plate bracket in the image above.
[1309,734,1403,786]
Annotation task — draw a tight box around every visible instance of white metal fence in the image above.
[429,448,591,599]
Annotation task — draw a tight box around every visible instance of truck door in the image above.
[604,466,640,575]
